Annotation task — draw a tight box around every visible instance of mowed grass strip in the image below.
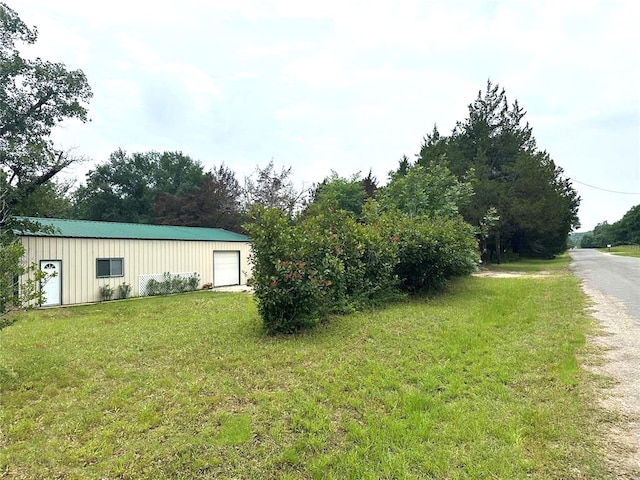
[598,244,640,258]
[0,276,608,479]
[482,253,571,273]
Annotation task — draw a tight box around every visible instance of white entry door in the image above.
[40,260,62,306]
[213,251,240,287]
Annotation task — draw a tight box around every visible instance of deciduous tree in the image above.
[0,2,92,231]
[615,204,640,245]
[243,160,307,218]
[155,165,244,232]
[309,171,367,218]
[0,3,90,315]
[73,150,205,223]
[380,160,473,219]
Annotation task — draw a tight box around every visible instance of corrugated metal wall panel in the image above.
[18,237,252,305]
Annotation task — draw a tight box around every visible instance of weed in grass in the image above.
[215,413,252,445]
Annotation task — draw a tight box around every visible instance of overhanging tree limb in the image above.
[0,2,91,232]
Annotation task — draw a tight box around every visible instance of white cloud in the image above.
[10,0,640,230]
[281,50,351,89]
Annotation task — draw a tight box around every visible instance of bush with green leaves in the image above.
[388,213,479,293]
[99,284,114,301]
[117,282,132,299]
[187,274,199,291]
[145,273,200,297]
[145,279,161,296]
[259,258,328,333]
[296,206,356,313]
[298,203,399,311]
[246,204,401,333]
[245,206,326,333]
[246,200,479,334]
[1,241,48,323]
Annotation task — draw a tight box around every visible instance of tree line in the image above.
[11,80,581,263]
[67,152,302,234]
[1,2,581,319]
[247,81,582,332]
[580,204,640,248]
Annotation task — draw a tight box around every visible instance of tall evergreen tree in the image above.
[361,169,379,199]
[419,81,580,260]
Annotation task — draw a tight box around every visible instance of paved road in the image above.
[570,248,640,477]
[570,248,640,318]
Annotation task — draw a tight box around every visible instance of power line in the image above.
[565,177,640,195]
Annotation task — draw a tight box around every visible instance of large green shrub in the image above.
[389,213,479,292]
[246,206,327,333]
[145,272,200,297]
[257,258,328,333]
[298,202,401,310]
[296,207,359,312]
[246,203,478,334]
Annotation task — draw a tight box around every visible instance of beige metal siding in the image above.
[19,237,252,305]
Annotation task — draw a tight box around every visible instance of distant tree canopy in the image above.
[72,149,206,224]
[411,81,580,260]
[71,155,312,232]
[155,164,244,233]
[581,204,640,248]
[615,204,640,245]
[12,178,74,219]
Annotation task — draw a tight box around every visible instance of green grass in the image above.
[0,278,610,479]
[482,253,571,273]
[598,244,640,258]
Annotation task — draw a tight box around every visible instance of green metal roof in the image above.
[16,217,250,242]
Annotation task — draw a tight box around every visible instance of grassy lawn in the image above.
[1,276,609,479]
[598,244,640,258]
[481,253,571,273]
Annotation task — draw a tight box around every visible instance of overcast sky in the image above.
[15,0,640,231]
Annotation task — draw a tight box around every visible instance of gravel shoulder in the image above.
[581,283,640,478]
[570,250,640,478]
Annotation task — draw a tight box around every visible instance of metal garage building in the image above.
[17,217,252,306]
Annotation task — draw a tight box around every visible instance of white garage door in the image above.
[213,251,240,287]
